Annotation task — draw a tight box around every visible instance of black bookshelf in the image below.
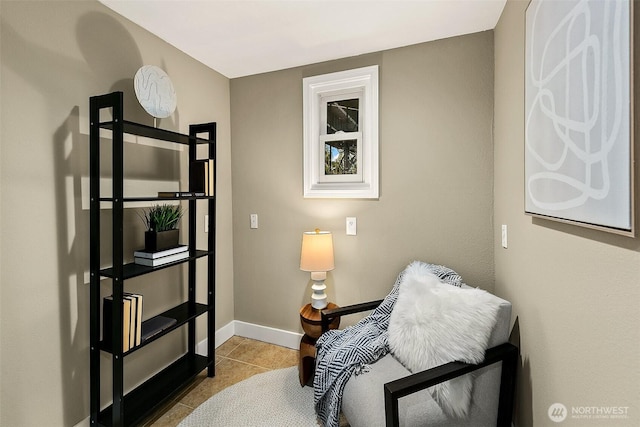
[89,91,216,427]
[97,353,209,427]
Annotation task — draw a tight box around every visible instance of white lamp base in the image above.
[310,271,328,309]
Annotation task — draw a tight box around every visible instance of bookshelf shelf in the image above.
[98,195,216,203]
[89,91,216,427]
[99,250,211,280]
[98,120,212,145]
[100,302,210,355]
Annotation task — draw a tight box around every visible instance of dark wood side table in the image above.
[299,302,340,386]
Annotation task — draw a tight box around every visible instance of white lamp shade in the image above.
[300,231,334,272]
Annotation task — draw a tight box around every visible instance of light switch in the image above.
[250,214,258,229]
[501,224,508,249]
[346,217,357,235]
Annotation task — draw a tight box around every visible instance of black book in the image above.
[141,316,178,342]
[190,159,214,196]
[102,296,132,352]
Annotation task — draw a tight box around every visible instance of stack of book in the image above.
[157,191,203,198]
[156,160,213,199]
[134,245,189,267]
[103,295,179,352]
[103,293,143,352]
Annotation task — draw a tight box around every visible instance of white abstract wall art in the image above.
[525,0,634,235]
[134,65,177,119]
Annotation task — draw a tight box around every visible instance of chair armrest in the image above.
[320,299,384,332]
[384,342,518,427]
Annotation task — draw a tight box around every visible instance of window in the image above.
[303,66,379,198]
[321,95,361,182]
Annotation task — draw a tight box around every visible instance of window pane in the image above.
[326,99,359,134]
[325,140,358,175]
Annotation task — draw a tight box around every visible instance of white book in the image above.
[134,251,189,267]
[125,293,143,347]
[124,295,136,349]
[134,245,188,259]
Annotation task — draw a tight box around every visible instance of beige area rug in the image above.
[178,366,348,427]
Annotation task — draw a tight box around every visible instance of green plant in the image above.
[139,204,184,232]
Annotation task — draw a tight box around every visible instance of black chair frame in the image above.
[321,301,519,427]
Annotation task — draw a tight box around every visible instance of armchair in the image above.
[320,289,519,427]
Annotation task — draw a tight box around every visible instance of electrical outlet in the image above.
[250,214,258,229]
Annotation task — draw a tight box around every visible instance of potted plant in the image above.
[139,204,184,252]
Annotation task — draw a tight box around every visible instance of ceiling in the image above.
[99,0,507,79]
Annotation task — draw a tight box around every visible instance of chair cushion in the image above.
[341,354,495,427]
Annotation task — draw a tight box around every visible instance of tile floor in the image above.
[142,336,300,427]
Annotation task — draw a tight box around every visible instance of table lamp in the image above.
[300,229,335,309]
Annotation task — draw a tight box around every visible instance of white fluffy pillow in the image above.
[388,262,500,418]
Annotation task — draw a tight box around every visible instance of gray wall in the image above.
[230,31,495,333]
[0,1,233,425]
[494,0,640,425]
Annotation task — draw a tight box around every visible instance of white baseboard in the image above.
[215,320,236,348]
[196,320,302,355]
[233,320,302,350]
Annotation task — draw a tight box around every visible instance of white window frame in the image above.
[303,66,379,198]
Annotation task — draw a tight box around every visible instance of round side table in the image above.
[298,302,340,386]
